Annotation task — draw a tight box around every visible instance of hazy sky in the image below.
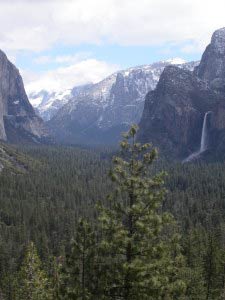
[1,0,225,93]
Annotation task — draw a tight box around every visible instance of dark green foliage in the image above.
[96,125,186,300]
[1,132,225,298]
[0,145,111,298]
[14,242,52,300]
[59,218,98,300]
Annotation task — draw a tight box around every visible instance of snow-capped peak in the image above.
[29,58,197,122]
[165,57,186,65]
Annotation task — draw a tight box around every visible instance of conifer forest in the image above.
[0,126,225,299]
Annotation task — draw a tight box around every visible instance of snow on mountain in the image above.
[165,57,186,65]
[29,89,73,121]
[29,58,198,122]
[47,59,199,145]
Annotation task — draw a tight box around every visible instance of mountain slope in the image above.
[138,27,225,161]
[0,143,33,173]
[46,59,198,145]
[194,27,225,83]
[0,49,48,143]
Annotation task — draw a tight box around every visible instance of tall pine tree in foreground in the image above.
[15,242,52,300]
[97,125,186,300]
[58,218,98,300]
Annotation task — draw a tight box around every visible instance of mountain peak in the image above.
[194,27,225,81]
[158,65,194,89]
[0,49,7,59]
[211,27,225,53]
[138,27,225,161]
[165,57,186,65]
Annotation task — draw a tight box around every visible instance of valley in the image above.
[1,144,225,298]
[0,16,225,299]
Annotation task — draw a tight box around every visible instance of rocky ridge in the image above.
[138,27,225,161]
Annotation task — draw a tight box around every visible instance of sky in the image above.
[1,0,225,94]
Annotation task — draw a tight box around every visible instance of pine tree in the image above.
[97,125,186,300]
[203,229,223,300]
[183,228,206,300]
[15,241,52,300]
[59,218,98,300]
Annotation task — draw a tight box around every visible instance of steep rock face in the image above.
[139,28,225,161]
[138,66,223,158]
[30,60,198,122]
[0,50,48,143]
[30,61,175,122]
[194,27,225,131]
[47,60,198,145]
[195,28,225,83]
[193,28,225,157]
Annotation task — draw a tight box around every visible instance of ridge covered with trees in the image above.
[0,127,225,299]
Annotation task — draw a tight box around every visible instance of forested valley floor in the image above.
[1,142,225,299]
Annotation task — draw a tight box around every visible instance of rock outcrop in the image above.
[138,28,225,161]
[195,28,225,83]
[0,50,48,143]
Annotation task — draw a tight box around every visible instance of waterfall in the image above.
[200,111,211,152]
[183,111,212,163]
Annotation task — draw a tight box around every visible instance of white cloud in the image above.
[33,52,92,65]
[0,0,225,53]
[3,0,225,96]
[22,58,119,94]
[54,53,91,64]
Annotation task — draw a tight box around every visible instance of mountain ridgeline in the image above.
[29,28,225,162]
[1,27,225,299]
[30,59,197,145]
[138,27,225,161]
[1,27,225,162]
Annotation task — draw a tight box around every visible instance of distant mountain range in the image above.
[0,46,197,147]
[2,26,225,163]
[29,58,188,121]
[29,58,198,145]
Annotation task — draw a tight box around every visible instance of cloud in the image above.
[22,58,119,94]
[3,0,225,96]
[33,52,92,65]
[54,53,92,64]
[0,0,225,54]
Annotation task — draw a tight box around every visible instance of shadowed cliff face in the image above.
[138,28,225,160]
[195,27,225,156]
[0,50,48,143]
[138,66,221,159]
[195,28,225,83]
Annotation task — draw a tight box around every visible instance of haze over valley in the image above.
[1,1,225,299]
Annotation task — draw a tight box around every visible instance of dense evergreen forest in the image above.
[1,128,225,299]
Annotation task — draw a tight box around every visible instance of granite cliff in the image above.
[0,50,48,143]
[138,28,225,161]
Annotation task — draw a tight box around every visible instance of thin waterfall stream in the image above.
[183,111,212,163]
